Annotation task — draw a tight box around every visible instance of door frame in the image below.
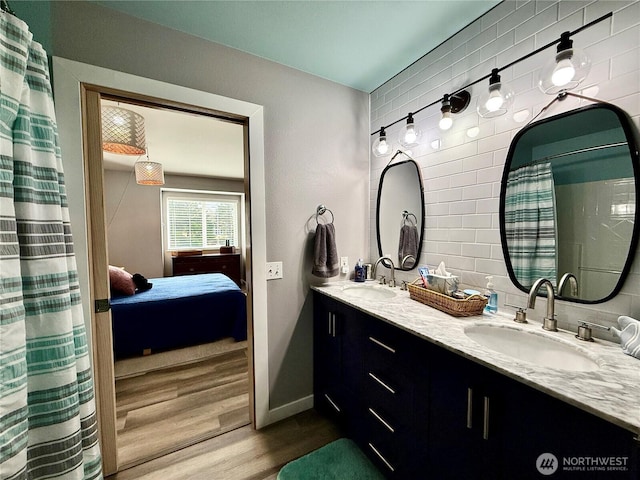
[52,57,270,475]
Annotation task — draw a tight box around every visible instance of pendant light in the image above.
[477,69,514,118]
[135,150,165,185]
[538,32,591,95]
[398,113,422,148]
[372,126,393,157]
[102,106,146,155]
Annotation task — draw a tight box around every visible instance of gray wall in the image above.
[104,170,244,279]
[40,1,369,409]
[371,0,640,341]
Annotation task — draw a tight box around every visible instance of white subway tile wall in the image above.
[370,0,640,340]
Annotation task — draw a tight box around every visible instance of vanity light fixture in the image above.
[399,112,422,148]
[477,69,514,118]
[538,32,591,95]
[369,12,610,150]
[372,126,393,157]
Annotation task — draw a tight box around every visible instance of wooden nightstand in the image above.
[172,253,241,286]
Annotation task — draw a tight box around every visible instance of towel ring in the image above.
[316,204,334,224]
[402,210,417,226]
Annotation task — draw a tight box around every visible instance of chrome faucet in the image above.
[527,278,557,331]
[558,272,579,297]
[373,256,396,287]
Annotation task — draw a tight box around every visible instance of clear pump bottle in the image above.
[484,276,498,313]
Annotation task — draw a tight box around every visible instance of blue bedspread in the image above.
[110,273,247,359]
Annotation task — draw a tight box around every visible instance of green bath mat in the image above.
[277,438,385,480]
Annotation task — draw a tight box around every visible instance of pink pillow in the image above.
[109,265,135,296]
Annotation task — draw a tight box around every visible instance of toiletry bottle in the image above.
[355,259,366,282]
[484,276,498,313]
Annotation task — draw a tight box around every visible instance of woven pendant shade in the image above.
[135,159,165,185]
[102,106,146,155]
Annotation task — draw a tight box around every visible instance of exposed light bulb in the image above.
[439,113,453,130]
[399,112,421,148]
[404,126,417,144]
[485,88,504,112]
[376,139,391,155]
[477,69,513,118]
[551,57,575,86]
[372,126,393,157]
[538,32,591,95]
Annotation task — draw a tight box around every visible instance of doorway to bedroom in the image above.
[92,91,253,470]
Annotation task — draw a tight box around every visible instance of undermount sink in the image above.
[342,284,397,300]
[464,324,601,372]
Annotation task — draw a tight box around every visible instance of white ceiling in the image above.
[102,100,245,179]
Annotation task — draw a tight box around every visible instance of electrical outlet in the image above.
[266,261,283,280]
[340,257,349,268]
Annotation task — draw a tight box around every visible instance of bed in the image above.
[110,273,247,359]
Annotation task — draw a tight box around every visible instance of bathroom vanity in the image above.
[312,284,639,479]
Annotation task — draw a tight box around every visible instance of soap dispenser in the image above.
[354,259,366,283]
[484,276,498,313]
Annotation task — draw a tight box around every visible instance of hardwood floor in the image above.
[115,347,251,468]
[109,409,342,480]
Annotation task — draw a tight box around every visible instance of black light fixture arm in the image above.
[371,11,613,136]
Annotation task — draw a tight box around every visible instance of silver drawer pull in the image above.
[483,396,490,440]
[368,372,396,394]
[324,394,341,413]
[466,387,473,429]
[368,443,395,472]
[368,336,396,353]
[368,407,395,433]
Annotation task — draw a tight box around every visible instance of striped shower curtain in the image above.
[504,162,557,287]
[0,12,102,480]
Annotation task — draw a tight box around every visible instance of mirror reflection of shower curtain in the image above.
[505,162,557,286]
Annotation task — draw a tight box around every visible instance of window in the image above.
[163,190,241,250]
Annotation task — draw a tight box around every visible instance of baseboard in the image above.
[266,394,314,425]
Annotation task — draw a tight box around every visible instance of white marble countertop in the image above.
[311,281,640,435]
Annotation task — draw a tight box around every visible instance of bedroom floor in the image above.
[115,341,250,468]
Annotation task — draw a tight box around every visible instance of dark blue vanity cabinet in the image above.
[313,291,639,479]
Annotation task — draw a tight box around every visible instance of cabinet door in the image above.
[428,347,503,479]
[313,292,364,429]
[500,374,639,480]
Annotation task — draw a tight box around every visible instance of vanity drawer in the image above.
[363,407,416,478]
[365,318,423,369]
[365,368,414,423]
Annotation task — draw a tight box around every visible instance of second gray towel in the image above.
[398,224,419,266]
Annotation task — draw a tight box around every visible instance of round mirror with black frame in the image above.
[376,157,425,271]
[499,103,640,303]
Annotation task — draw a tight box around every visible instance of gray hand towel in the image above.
[312,223,339,278]
[398,224,419,266]
[612,316,640,360]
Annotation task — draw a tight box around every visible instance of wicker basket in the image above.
[408,280,487,317]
